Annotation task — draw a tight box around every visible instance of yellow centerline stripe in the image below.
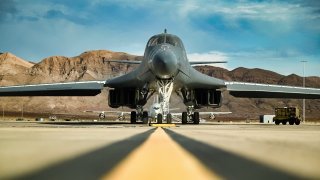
[102,127,221,180]
[150,124,176,127]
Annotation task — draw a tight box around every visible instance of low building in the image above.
[260,115,275,124]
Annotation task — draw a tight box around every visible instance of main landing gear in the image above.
[130,106,149,124]
[181,106,200,124]
[181,112,200,124]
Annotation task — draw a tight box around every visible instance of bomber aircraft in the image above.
[1,30,320,124]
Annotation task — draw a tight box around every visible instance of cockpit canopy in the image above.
[147,34,184,49]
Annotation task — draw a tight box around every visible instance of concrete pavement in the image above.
[0,121,319,179]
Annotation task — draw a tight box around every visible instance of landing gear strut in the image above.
[156,80,174,124]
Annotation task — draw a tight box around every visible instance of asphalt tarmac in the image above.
[0,121,320,180]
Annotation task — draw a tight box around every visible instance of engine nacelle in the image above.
[108,88,147,109]
[182,88,222,109]
[194,89,222,108]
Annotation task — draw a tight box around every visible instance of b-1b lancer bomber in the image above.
[1,30,320,124]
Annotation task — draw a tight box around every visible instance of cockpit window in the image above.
[166,37,178,46]
[147,37,161,47]
[147,35,182,47]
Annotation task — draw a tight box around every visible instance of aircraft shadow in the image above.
[164,128,303,180]
[15,128,155,180]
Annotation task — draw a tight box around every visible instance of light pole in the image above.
[301,60,307,123]
[21,102,24,120]
[2,104,4,120]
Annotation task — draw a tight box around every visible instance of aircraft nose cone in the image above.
[152,50,178,79]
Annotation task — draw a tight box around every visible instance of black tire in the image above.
[275,120,280,125]
[130,111,137,124]
[167,113,172,124]
[193,112,200,124]
[289,119,294,125]
[157,114,163,124]
[295,120,301,125]
[282,120,287,125]
[182,112,187,124]
[142,111,148,124]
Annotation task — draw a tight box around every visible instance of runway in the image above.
[0,121,320,179]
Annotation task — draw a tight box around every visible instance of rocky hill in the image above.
[0,53,34,86]
[0,51,319,120]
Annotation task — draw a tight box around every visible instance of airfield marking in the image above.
[150,123,176,127]
[102,127,220,180]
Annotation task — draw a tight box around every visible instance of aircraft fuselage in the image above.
[106,32,225,124]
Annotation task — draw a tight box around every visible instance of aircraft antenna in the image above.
[164,29,167,43]
[164,29,167,33]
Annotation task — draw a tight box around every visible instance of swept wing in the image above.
[190,61,227,66]
[107,60,141,64]
[107,60,227,65]
[0,81,105,96]
[225,81,320,99]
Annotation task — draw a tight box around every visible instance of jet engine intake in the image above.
[108,88,147,108]
[194,89,222,108]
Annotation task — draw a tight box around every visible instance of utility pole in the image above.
[301,60,307,123]
[2,104,4,120]
[21,102,24,120]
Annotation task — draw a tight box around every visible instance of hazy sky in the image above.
[0,0,319,76]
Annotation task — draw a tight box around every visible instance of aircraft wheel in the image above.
[289,118,294,125]
[295,119,301,125]
[193,112,200,124]
[167,113,172,124]
[142,111,148,124]
[182,112,187,124]
[157,114,163,124]
[275,120,280,125]
[282,120,287,125]
[130,111,137,124]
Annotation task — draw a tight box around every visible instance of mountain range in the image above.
[0,51,319,120]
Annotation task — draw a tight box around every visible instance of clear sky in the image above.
[0,0,319,76]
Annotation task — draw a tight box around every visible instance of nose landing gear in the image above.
[155,80,174,124]
[129,79,175,125]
